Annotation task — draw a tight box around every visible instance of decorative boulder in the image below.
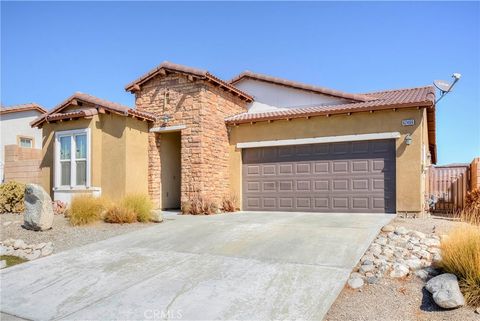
[23,184,54,231]
[425,273,465,309]
[150,211,163,223]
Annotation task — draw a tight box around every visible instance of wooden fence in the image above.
[3,144,42,184]
[426,164,470,214]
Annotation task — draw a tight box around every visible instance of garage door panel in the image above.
[243,140,396,213]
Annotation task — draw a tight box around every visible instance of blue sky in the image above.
[1,1,479,165]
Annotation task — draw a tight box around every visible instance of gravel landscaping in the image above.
[325,215,478,321]
[0,213,155,254]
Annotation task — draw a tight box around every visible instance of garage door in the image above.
[242,140,396,213]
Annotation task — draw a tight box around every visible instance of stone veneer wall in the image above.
[134,73,247,208]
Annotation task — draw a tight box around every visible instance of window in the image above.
[55,129,90,187]
[18,136,33,148]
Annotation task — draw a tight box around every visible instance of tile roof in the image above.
[46,108,99,122]
[0,103,47,115]
[225,85,437,163]
[229,71,373,102]
[31,92,157,128]
[225,85,435,124]
[125,61,253,102]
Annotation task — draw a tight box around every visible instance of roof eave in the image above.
[225,101,434,125]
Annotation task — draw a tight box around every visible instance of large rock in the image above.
[23,184,54,231]
[425,273,465,309]
[150,211,163,223]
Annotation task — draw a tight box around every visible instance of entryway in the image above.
[160,132,181,209]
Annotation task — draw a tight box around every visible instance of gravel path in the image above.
[325,215,478,321]
[1,213,155,253]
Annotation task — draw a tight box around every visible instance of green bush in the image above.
[68,195,108,226]
[121,194,153,222]
[0,181,25,213]
[104,205,137,224]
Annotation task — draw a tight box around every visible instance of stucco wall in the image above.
[233,78,349,113]
[0,110,44,182]
[228,108,428,214]
[40,113,149,201]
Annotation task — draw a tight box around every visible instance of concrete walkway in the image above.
[0,212,392,321]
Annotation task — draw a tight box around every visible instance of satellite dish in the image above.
[433,73,461,103]
[434,80,452,93]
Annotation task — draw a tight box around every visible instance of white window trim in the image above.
[54,128,91,190]
[236,132,401,149]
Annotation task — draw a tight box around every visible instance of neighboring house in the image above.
[32,61,436,215]
[0,103,46,183]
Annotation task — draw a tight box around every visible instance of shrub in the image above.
[104,205,137,224]
[121,194,153,222]
[222,194,239,212]
[181,201,192,215]
[0,181,25,213]
[68,195,108,226]
[439,226,480,307]
[52,200,68,216]
[182,194,218,215]
[460,189,480,226]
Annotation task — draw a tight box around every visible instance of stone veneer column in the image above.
[147,132,161,208]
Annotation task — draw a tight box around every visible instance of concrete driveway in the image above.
[1,212,392,321]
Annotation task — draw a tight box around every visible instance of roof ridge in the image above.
[362,85,434,95]
[229,70,372,102]
[0,102,47,114]
[124,61,253,101]
[73,92,133,110]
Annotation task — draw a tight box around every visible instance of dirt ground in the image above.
[325,215,479,321]
[1,213,155,253]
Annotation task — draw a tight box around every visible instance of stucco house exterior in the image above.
[32,61,436,215]
[1,103,46,183]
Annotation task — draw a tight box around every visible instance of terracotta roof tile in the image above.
[225,85,437,163]
[229,71,373,102]
[125,61,253,102]
[0,103,47,115]
[31,92,157,128]
[225,86,435,124]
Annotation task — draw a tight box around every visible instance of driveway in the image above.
[1,212,392,321]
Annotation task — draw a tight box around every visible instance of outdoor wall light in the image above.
[405,134,413,145]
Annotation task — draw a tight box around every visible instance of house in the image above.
[32,61,436,215]
[1,103,46,183]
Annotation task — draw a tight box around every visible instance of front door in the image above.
[161,132,181,209]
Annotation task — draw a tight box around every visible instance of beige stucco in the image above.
[40,112,149,201]
[228,107,430,214]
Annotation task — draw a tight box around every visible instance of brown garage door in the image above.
[242,140,396,213]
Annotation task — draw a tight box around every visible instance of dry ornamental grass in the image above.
[439,226,480,307]
[68,195,108,226]
[104,206,137,224]
[121,194,153,222]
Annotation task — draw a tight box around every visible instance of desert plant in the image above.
[52,200,68,216]
[459,189,480,226]
[121,194,153,222]
[439,226,480,307]
[181,201,192,215]
[104,205,137,224]
[222,194,239,212]
[181,194,218,215]
[68,195,108,226]
[0,181,25,213]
